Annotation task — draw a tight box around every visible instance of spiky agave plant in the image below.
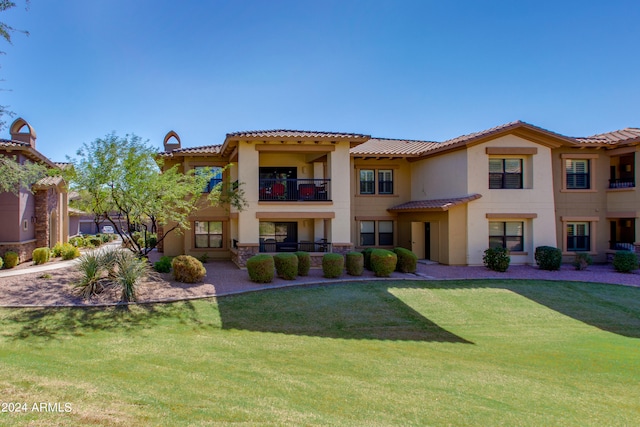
[74,250,104,299]
[113,251,150,302]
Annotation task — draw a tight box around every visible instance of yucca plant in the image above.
[75,251,104,299]
[113,251,150,302]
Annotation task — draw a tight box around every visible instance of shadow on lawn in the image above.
[1,300,202,341]
[217,279,640,341]
[218,283,473,343]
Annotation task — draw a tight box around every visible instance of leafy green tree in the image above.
[0,153,49,194]
[69,133,246,256]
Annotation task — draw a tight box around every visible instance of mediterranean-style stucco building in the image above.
[158,121,640,267]
[0,118,70,262]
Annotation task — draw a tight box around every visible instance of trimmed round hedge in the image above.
[3,251,18,268]
[172,255,207,283]
[32,247,51,265]
[370,249,397,277]
[322,253,344,278]
[294,251,311,276]
[613,250,639,273]
[393,247,417,273]
[274,253,298,280]
[361,248,374,270]
[534,246,562,271]
[346,252,364,276]
[247,254,275,283]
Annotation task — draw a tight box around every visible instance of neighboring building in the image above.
[159,121,640,267]
[0,118,69,262]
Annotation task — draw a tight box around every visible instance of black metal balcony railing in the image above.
[259,240,331,253]
[609,178,635,189]
[259,178,330,201]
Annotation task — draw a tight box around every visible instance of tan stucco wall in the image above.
[410,149,468,200]
[465,135,557,264]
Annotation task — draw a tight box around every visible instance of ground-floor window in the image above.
[489,221,523,251]
[259,222,298,252]
[359,220,394,246]
[567,222,590,251]
[195,221,223,248]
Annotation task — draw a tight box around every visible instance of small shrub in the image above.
[3,251,18,268]
[322,253,344,278]
[154,256,173,273]
[247,254,275,283]
[39,273,52,279]
[370,249,397,277]
[88,236,103,247]
[0,256,3,269]
[61,243,80,260]
[393,247,417,273]
[613,250,639,273]
[69,236,84,247]
[294,251,311,276]
[535,246,562,271]
[32,247,51,265]
[346,252,364,276]
[197,252,209,264]
[172,255,206,283]
[274,253,298,280]
[99,234,110,243]
[51,242,65,257]
[483,247,510,272]
[572,252,593,271]
[361,248,374,270]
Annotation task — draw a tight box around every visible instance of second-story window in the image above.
[360,170,375,194]
[378,170,393,194]
[489,159,523,189]
[195,166,223,193]
[566,159,590,189]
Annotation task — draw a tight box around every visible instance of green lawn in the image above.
[0,280,639,426]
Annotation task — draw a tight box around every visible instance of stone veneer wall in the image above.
[34,188,59,248]
[0,240,38,263]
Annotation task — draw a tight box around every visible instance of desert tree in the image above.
[69,132,246,256]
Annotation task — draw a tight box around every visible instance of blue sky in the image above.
[1,0,639,161]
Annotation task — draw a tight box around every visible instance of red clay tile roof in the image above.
[575,128,640,145]
[350,137,438,157]
[226,129,370,140]
[33,176,65,188]
[388,194,482,212]
[158,145,223,157]
[0,138,30,148]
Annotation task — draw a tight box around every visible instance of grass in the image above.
[0,279,639,426]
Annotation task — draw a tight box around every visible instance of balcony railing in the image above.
[609,178,635,189]
[259,239,331,253]
[259,178,330,201]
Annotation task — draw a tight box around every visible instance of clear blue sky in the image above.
[2,0,639,161]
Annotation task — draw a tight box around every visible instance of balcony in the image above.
[608,178,635,189]
[259,178,331,201]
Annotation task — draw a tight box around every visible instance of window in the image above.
[489,159,522,189]
[259,222,298,252]
[378,170,393,194]
[360,221,375,246]
[360,170,375,194]
[378,220,394,245]
[194,221,223,248]
[567,222,590,251]
[489,221,523,251]
[195,166,223,193]
[359,220,394,246]
[566,159,590,189]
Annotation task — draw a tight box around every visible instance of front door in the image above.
[411,222,425,259]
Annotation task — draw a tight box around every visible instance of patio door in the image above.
[259,221,298,252]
